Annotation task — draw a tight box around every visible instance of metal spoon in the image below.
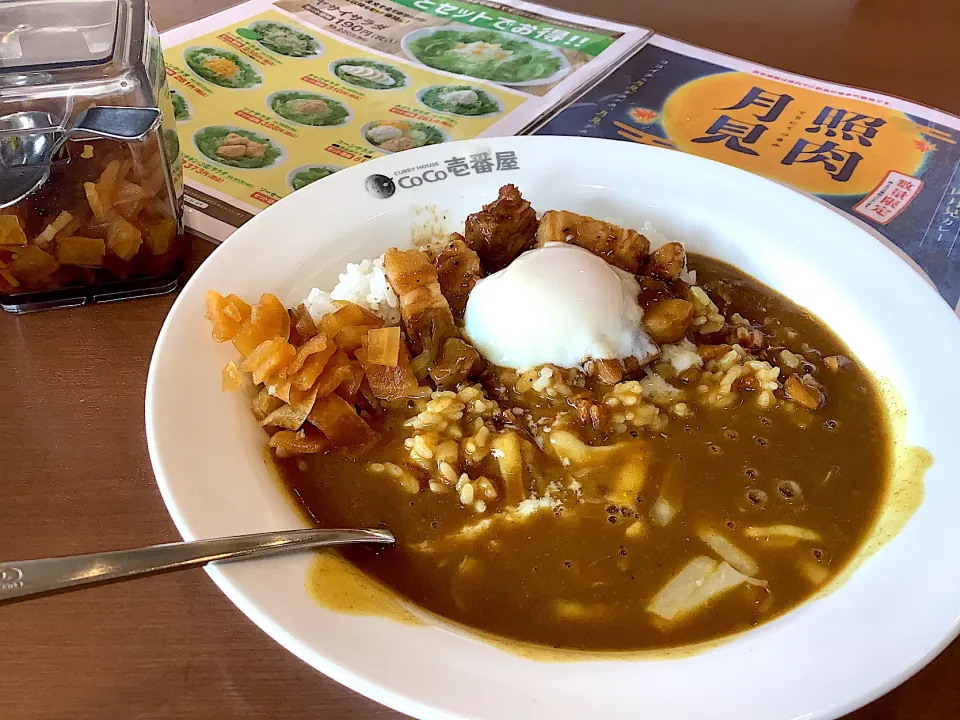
[0,528,394,605]
[0,106,162,209]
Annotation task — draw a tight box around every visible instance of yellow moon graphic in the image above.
[662,73,926,196]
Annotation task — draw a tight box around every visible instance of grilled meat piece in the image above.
[383,247,456,356]
[423,233,483,317]
[463,184,538,272]
[645,242,686,281]
[536,210,650,274]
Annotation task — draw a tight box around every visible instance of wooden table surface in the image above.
[2,1,958,718]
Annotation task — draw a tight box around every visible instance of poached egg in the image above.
[464,243,657,371]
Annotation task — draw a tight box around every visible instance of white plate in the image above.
[147,136,960,720]
[400,26,570,87]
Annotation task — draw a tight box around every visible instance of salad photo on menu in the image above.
[402,27,570,85]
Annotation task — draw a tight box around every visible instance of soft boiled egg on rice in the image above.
[464,242,657,371]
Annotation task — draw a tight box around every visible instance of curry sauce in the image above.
[273,255,890,651]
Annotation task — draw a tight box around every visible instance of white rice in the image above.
[661,338,703,374]
[304,288,337,322]
[639,372,682,404]
[641,220,671,249]
[304,253,400,325]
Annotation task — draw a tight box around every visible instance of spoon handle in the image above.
[0,528,394,605]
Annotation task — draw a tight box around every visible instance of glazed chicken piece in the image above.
[383,247,457,356]
[463,184,538,272]
[645,242,686,281]
[536,210,650,275]
[216,133,266,159]
[423,234,483,317]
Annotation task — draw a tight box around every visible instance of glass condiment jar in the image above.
[0,0,186,312]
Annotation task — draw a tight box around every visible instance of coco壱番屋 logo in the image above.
[364,174,396,199]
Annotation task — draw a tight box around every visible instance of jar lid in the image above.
[0,0,119,71]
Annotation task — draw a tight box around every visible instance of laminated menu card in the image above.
[163,4,960,317]
[160,0,649,241]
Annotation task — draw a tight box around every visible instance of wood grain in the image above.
[2,1,958,717]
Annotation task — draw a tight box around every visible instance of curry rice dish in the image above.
[205,185,890,651]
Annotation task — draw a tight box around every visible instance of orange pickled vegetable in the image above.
[356,342,419,401]
[106,216,143,260]
[320,302,382,338]
[281,333,331,378]
[291,304,318,340]
[0,216,28,246]
[205,290,246,342]
[333,324,368,353]
[146,217,177,255]
[307,393,377,449]
[10,245,58,281]
[84,182,108,221]
[97,159,123,206]
[223,294,252,321]
[239,337,296,385]
[232,293,290,355]
[57,236,105,267]
[222,361,243,391]
[366,326,401,366]
[292,343,338,391]
[309,351,358,398]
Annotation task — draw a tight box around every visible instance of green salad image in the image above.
[289,165,341,191]
[170,90,191,121]
[240,21,320,57]
[364,120,446,153]
[406,29,564,84]
[184,47,262,89]
[331,59,407,90]
[194,126,282,169]
[162,128,181,165]
[269,91,350,127]
[419,84,501,117]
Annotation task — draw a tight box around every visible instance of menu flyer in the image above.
[535,36,960,315]
[160,0,648,241]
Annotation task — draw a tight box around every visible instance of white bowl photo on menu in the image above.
[147,136,960,720]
